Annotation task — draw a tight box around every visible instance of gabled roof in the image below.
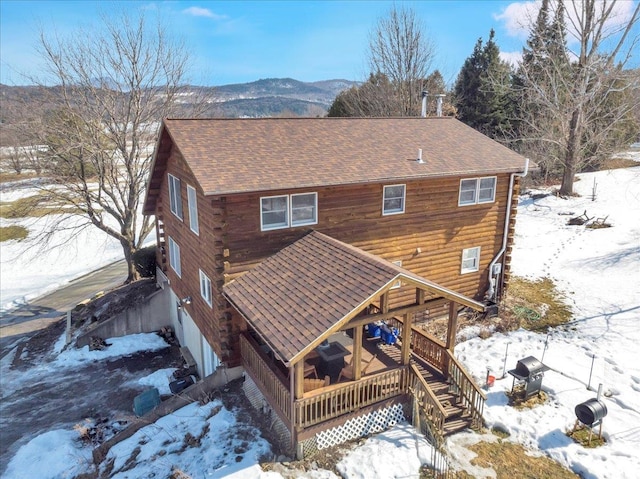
[143,117,529,212]
[223,231,484,366]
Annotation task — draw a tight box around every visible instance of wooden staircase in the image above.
[409,351,475,436]
[375,341,480,436]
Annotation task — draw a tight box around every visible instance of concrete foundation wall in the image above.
[76,287,171,348]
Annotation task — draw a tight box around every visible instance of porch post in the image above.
[353,325,363,380]
[400,312,411,365]
[380,292,389,313]
[446,301,458,351]
[294,361,304,399]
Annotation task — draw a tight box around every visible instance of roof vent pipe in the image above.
[421,91,428,117]
[417,148,424,163]
[435,94,445,117]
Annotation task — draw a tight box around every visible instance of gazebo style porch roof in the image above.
[223,231,484,366]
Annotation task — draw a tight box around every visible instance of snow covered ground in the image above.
[0,181,124,312]
[1,160,639,478]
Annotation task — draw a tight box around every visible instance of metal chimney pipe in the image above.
[436,94,445,117]
[417,148,424,163]
[421,90,428,117]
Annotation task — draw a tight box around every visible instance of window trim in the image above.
[458,176,497,206]
[260,194,289,231]
[260,192,318,231]
[168,236,182,277]
[382,184,406,216]
[187,185,199,235]
[461,247,481,274]
[290,192,318,227]
[168,173,183,220]
[199,269,212,307]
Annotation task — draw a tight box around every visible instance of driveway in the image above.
[0,260,128,352]
[0,263,183,476]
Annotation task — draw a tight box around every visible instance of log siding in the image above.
[154,147,517,366]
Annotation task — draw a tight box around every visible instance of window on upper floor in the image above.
[187,185,199,235]
[260,192,317,231]
[168,236,181,277]
[199,269,212,307]
[383,184,406,215]
[461,247,481,274]
[291,192,317,227]
[261,195,289,230]
[168,174,183,220]
[458,177,496,206]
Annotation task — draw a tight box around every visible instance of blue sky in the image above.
[0,1,636,87]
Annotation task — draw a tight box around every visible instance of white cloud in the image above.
[496,1,639,45]
[494,1,539,39]
[500,50,523,67]
[182,6,227,20]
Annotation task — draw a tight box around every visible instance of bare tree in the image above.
[368,5,435,116]
[516,0,640,194]
[28,11,204,282]
[328,72,402,117]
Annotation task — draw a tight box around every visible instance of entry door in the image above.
[202,336,218,377]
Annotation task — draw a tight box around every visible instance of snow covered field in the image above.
[1,162,639,478]
[0,181,125,312]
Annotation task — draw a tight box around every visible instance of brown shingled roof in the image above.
[158,117,528,196]
[223,231,484,365]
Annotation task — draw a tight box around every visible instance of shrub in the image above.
[133,245,156,278]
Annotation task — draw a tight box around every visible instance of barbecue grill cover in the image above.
[513,356,549,378]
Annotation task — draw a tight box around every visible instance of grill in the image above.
[575,398,607,427]
[508,356,550,399]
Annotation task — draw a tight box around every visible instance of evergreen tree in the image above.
[454,30,515,140]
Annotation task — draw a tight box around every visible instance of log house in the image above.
[143,117,530,457]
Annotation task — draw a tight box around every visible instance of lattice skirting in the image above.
[315,402,406,450]
[242,375,292,454]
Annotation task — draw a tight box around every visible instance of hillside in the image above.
[0,78,356,144]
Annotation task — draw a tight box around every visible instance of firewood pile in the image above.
[89,336,110,351]
[157,326,177,344]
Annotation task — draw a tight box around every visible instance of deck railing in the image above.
[408,364,446,437]
[390,316,486,430]
[239,334,292,423]
[388,317,447,373]
[294,366,411,429]
[445,350,486,429]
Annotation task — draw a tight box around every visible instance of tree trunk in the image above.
[560,108,581,196]
[121,239,140,284]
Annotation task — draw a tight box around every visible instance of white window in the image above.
[461,247,481,274]
[291,192,317,227]
[478,177,497,203]
[261,195,289,231]
[391,260,402,289]
[187,185,199,235]
[383,184,406,215]
[199,269,212,307]
[168,236,181,277]
[168,174,183,219]
[458,177,496,206]
[260,192,318,231]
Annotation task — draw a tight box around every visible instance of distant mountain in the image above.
[0,78,357,128]
[196,77,356,117]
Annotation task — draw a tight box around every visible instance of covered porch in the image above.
[224,231,486,452]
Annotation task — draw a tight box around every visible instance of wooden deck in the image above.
[241,328,483,441]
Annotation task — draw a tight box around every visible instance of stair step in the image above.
[443,417,473,436]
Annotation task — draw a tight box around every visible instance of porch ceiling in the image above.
[223,231,484,366]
